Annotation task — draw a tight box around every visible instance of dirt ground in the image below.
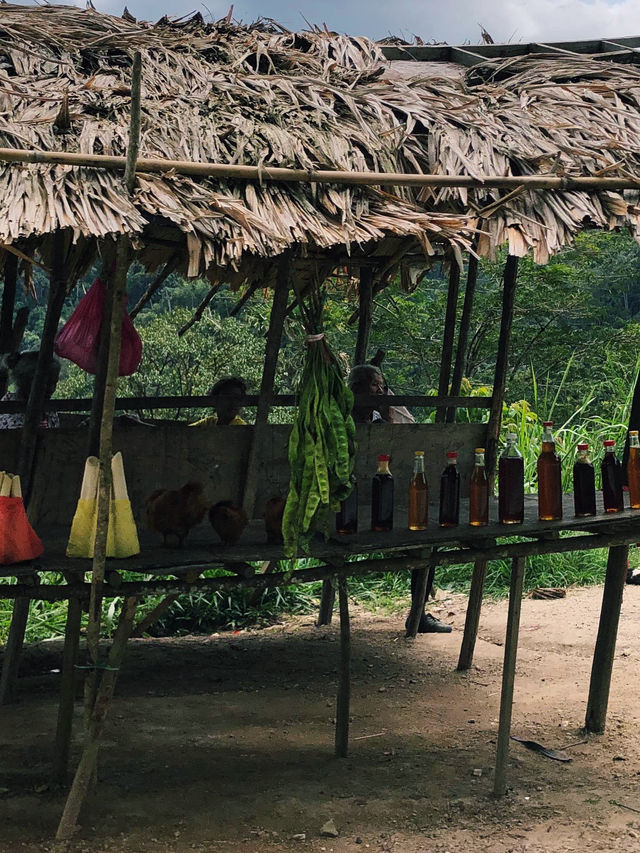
[2,584,640,853]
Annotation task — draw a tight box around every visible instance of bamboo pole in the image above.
[334,576,351,758]
[585,544,630,733]
[178,283,222,336]
[56,596,138,842]
[447,251,479,423]
[354,266,373,366]
[242,254,290,516]
[493,556,526,798]
[435,259,460,423]
[3,144,640,190]
[485,255,519,483]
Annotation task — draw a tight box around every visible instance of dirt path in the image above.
[2,584,640,852]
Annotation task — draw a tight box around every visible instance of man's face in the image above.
[215,388,244,424]
[368,373,384,395]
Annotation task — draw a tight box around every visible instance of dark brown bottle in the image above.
[601,440,624,512]
[537,421,562,521]
[439,451,460,527]
[469,447,489,526]
[371,454,393,532]
[408,451,428,530]
[499,433,524,524]
[573,443,596,517]
[628,430,640,510]
[336,478,358,534]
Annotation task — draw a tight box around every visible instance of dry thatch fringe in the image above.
[2,7,640,277]
[0,5,478,280]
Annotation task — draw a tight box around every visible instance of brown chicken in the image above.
[263,495,286,545]
[209,500,248,545]
[146,481,208,547]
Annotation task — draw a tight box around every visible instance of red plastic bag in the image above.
[54,277,142,376]
[0,496,43,564]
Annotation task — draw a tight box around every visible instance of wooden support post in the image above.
[485,255,519,483]
[317,578,336,626]
[0,574,38,704]
[354,266,373,366]
[242,255,290,517]
[56,597,138,842]
[447,251,478,423]
[0,251,18,353]
[493,556,526,798]
[131,593,179,638]
[334,576,351,758]
[585,544,629,733]
[457,558,489,671]
[435,259,460,423]
[405,565,430,638]
[53,596,82,783]
[17,229,67,502]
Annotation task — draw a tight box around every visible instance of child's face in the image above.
[214,388,244,424]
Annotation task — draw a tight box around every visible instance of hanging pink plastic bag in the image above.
[54,277,142,376]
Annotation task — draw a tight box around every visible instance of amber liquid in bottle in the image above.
[408,452,428,530]
[336,479,358,534]
[499,434,524,524]
[439,453,460,527]
[537,423,563,521]
[573,445,596,517]
[628,431,640,510]
[469,448,489,526]
[601,442,624,512]
[372,456,393,532]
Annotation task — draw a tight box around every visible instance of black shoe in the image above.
[405,612,452,634]
[627,568,640,585]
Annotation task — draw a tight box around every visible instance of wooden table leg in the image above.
[334,576,350,758]
[318,578,336,626]
[585,543,629,734]
[0,574,38,704]
[493,556,526,798]
[53,597,82,784]
[457,557,489,670]
[406,566,430,638]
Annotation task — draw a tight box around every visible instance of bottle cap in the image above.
[446,451,458,459]
[603,440,615,447]
[475,447,485,453]
[630,430,639,437]
[577,443,588,450]
[543,421,553,427]
[414,450,424,456]
[377,454,390,461]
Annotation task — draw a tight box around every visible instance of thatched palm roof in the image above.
[2,5,640,281]
[0,4,475,284]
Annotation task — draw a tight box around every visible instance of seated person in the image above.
[0,351,61,430]
[348,364,386,423]
[190,376,247,426]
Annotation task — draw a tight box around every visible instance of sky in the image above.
[98,0,640,44]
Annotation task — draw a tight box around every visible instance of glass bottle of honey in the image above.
[439,451,460,527]
[573,443,596,517]
[371,454,393,532]
[537,421,563,521]
[498,433,524,524]
[628,430,640,510]
[469,447,489,526]
[601,439,624,512]
[408,450,428,530]
[336,476,358,534]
